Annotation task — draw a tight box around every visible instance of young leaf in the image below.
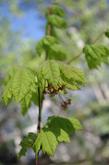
[46,5,65,17]
[36,35,57,55]
[36,36,67,61]
[48,15,67,28]
[19,133,36,158]
[38,60,85,93]
[83,45,109,69]
[59,63,85,90]
[39,60,63,89]
[26,55,46,70]
[48,44,67,60]
[3,67,38,114]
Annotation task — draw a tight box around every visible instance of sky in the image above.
[0,0,45,41]
[1,0,109,42]
[11,10,45,41]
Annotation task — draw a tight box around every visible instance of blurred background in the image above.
[0,0,109,164]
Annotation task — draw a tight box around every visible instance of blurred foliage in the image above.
[0,0,109,164]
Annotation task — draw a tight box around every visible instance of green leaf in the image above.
[36,36,67,61]
[39,60,63,89]
[3,67,38,115]
[20,92,33,115]
[19,116,82,157]
[48,44,67,60]
[69,117,83,130]
[46,116,82,142]
[0,55,15,70]
[48,15,67,28]
[34,129,58,156]
[83,45,109,69]
[36,35,57,55]
[46,5,65,17]
[59,63,85,90]
[3,61,85,114]
[38,60,85,92]
[26,55,46,70]
[33,116,82,156]
[19,133,36,158]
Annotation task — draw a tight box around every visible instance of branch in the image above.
[45,7,53,59]
[37,87,42,133]
[36,87,43,165]
[67,30,105,64]
[36,6,53,165]
[46,7,53,35]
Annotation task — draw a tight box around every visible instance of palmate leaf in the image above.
[3,67,38,115]
[3,61,85,114]
[83,45,109,69]
[46,116,82,142]
[36,36,67,61]
[19,133,36,158]
[39,60,63,89]
[59,63,85,90]
[20,92,33,115]
[19,116,82,157]
[48,15,67,28]
[34,130,58,156]
[34,116,82,156]
[39,60,85,92]
[25,55,46,70]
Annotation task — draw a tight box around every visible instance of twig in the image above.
[46,7,52,35]
[36,6,53,165]
[36,87,42,165]
[37,87,42,133]
[67,30,105,64]
[45,6,53,59]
